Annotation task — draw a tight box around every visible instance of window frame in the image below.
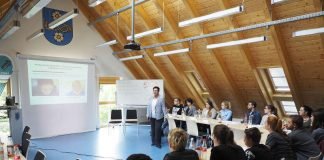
[267,68,291,93]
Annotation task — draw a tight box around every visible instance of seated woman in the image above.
[210,124,246,160]
[218,101,233,121]
[299,105,312,129]
[202,100,217,119]
[169,98,184,128]
[244,127,272,160]
[265,115,296,160]
[183,98,196,117]
[311,108,324,153]
[260,104,277,126]
[163,128,199,160]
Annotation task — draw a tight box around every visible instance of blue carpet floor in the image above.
[27,126,169,160]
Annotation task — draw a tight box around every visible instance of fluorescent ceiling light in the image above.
[26,29,44,41]
[96,40,118,47]
[119,55,144,61]
[21,0,52,18]
[89,0,106,7]
[0,21,20,40]
[179,5,244,27]
[292,27,324,37]
[154,48,190,57]
[271,0,288,4]
[207,36,267,49]
[127,27,163,40]
[49,8,79,29]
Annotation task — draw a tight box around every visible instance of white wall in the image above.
[0,0,133,79]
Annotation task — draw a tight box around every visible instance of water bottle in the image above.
[181,109,186,119]
[0,142,4,160]
[248,114,253,128]
[189,138,195,150]
[201,138,208,160]
[13,145,20,160]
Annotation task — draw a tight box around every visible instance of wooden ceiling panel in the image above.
[76,0,324,114]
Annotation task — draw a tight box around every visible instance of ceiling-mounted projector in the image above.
[124,41,141,50]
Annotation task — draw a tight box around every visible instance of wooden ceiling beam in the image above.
[263,0,303,108]
[312,0,324,49]
[128,0,208,107]
[210,0,275,109]
[151,0,223,106]
[103,1,185,101]
[181,0,248,111]
[75,0,174,106]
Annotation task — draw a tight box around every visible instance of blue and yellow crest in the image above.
[42,7,73,46]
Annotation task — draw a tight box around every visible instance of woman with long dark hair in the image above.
[264,115,296,160]
[311,108,324,153]
[202,100,217,119]
[210,124,246,160]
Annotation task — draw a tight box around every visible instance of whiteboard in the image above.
[116,80,164,107]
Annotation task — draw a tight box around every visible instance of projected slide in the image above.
[28,60,88,105]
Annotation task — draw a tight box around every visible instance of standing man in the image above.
[244,101,262,125]
[147,86,166,148]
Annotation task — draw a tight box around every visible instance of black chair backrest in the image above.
[111,110,122,120]
[22,139,30,157]
[126,110,137,119]
[34,150,46,160]
[23,126,30,133]
[22,132,31,156]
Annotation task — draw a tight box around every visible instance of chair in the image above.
[124,109,139,135]
[167,117,177,131]
[34,150,46,160]
[23,126,30,133]
[209,123,216,135]
[22,138,30,157]
[186,117,199,137]
[308,153,322,160]
[108,109,123,133]
[21,132,31,156]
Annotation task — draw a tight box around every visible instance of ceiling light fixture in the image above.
[88,0,105,7]
[119,55,144,61]
[21,0,52,18]
[271,0,288,4]
[179,5,244,27]
[126,27,163,41]
[154,48,190,57]
[292,27,324,37]
[207,36,267,49]
[0,20,20,40]
[26,29,44,41]
[96,40,118,47]
[48,8,79,29]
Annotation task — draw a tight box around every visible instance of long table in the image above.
[166,114,269,149]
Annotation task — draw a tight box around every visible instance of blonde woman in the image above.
[219,101,233,121]
[163,128,199,160]
[202,100,217,119]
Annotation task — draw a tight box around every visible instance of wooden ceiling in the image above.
[0,0,16,20]
[81,0,323,116]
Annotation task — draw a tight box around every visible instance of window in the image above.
[268,68,290,92]
[280,101,298,115]
[98,77,119,127]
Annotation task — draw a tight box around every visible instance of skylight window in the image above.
[268,68,290,92]
[281,101,298,115]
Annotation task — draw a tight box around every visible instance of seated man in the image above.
[163,128,199,160]
[244,127,272,160]
[287,115,321,160]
